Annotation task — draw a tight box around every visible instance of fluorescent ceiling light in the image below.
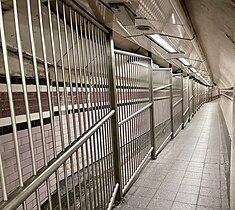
[171,13,176,24]
[149,34,177,53]
[190,67,197,73]
[179,57,190,66]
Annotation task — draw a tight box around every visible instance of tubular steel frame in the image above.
[0,1,211,209]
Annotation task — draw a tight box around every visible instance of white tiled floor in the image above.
[116,101,229,210]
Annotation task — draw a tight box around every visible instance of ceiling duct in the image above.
[110,1,138,26]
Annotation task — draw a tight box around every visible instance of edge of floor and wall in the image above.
[218,104,231,205]
[115,100,230,210]
[118,100,210,204]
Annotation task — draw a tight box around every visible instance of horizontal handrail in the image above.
[118,103,152,126]
[0,110,115,210]
[172,73,182,76]
[183,107,189,116]
[153,68,171,71]
[173,98,183,108]
[221,93,233,101]
[114,49,151,60]
[117,98,149,106]
[153,84,171,92]
[154,96,171,101]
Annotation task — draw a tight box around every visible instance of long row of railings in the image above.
[0,0,212,209]
[0,0,118,209]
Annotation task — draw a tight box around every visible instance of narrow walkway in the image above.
[116,101,229,210]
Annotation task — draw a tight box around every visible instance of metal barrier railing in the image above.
[152,68,172,156]
[114,49,152,195]
[183,76,189,127]
[172,73,183,137]
[193,80,198,114]
[0,0,211,209]
[0,0,118,209]
[189,79,194,120]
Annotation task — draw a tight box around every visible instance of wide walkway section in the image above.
[116,101,229,210]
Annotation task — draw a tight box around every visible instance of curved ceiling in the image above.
[180,0,235,88]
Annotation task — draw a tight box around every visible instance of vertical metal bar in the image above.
[0,0,24,191]
[170,69,174,138]
[132,57,138,171]
[62,4,78,209]
[12,1,41,208]
[69,8,84,209]
[136,61,142,166]
[92,24,105,208]
[79,14,94,209]
[87,18,102,209]
[0,153,7,201]
[47,1,63,209]
[116,54,125,188]
[188,77,191,122]
[98,29,109,207]
[117,54,127,187]
[129,56,134,177]
[101,30,114,205]
[89,24,101,208]
[85,19,100,209]
[181,74,184,129]
[37,0,64,208]
[148,54,155,159]
[26,0,48,167]
[96,28,108,208]
[55,1,71,208]
[75,13,89,210]
[120,54,129,185]
[125,55,132,179]
[107,31,122,203]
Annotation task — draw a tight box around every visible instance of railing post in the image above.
[148,52,156,160]
[106,31,122,204]
[181,73,184,129]
[188,77,191,122]
[170,69,174,139]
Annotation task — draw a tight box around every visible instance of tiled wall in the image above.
[0,124,53,208]
[0,76,153,208]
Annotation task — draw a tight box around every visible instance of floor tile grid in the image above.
[114,101,229,210]
[170,106,208,209]
[197,106,222,210]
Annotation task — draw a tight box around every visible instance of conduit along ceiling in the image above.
[79,0,234,87]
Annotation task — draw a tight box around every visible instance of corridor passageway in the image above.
[0,0,234,209]
[117,101,229,210]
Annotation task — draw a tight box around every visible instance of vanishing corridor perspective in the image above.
[0,0,234,210]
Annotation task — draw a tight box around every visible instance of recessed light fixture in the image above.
[149,34,177,53]
[171,13,176,24]
[179,57,190,66]
[190,67,197,73]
